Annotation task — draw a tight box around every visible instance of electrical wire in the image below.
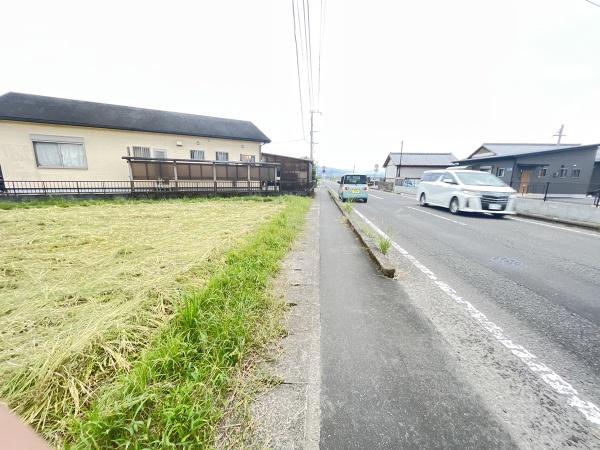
[583,0,600,7]
[317,0,326,107]
[291,0,306,139]
[302,0,314,110]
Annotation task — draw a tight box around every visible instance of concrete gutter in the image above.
[328,189,395,278]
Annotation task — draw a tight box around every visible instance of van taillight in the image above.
[363,186,368,191]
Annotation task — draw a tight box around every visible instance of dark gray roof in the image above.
[384,152,457,167]
[456,143,600,164]
[0,92,270,143]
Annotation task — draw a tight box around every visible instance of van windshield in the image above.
[454,172,507,187]
[344,175,367,184]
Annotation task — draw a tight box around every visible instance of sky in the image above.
[1,0,599,172]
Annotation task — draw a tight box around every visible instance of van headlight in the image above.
[461,190,481,196]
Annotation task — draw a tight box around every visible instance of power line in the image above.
[583,0,600,7]
[301,0,314,109]
[317,0,327,107]
[291,0,306,139]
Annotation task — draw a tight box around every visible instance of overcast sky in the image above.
[1,0,598,171]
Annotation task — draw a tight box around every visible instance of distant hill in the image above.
[317,165,382,179]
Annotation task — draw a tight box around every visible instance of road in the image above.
[321,182,600,448]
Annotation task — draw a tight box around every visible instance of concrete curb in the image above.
[327,189,395,278]
[516,212,600,231]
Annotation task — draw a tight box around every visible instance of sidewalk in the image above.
[318,189,516,449]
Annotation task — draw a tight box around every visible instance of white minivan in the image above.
[417,170,517,216]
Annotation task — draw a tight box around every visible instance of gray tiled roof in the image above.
[0,92,270,143]
[385,152,457,167]
[469,143,581,159]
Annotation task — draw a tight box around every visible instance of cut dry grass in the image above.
[0,197,284,445]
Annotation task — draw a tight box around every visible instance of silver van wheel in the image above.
[449,197,460,214]
[419,193,427,207]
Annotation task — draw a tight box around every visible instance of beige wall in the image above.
[0,120,262,181]
[384,164,396,181]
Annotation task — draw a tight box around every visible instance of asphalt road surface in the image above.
[321,183,600,449]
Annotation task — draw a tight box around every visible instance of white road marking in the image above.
[368,194,384,199]
[353,208,600,426]
[406,206,468,226]
[509,217,600,238]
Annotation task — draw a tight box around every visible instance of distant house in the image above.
[454,143,600,195]
[0,92,270,185]
[382,152,457,183]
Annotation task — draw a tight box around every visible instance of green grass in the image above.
[0,196,286,446]
[67,196,311,448]
[342,198,354,214]
[377,235,391,255]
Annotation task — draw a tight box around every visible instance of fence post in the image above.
[247,164,251,194]
[42,181,47,196]
[543,181,549,202]
[213,162,217,194]
[173,161,178,192]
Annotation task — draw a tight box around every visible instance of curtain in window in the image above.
[34,142,62,166]
[60,143,85,167]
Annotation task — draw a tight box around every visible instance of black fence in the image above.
[510,181,600,206]
[0,179,278,198]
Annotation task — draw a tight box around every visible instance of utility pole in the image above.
[553,124,566,144]
[310,110,321,161]
[397,140,404,179]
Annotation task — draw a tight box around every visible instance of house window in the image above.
[496,168,505,177]
[132,146,151,158]
[240,154,256,162]
[538,167,547,178]
[153,149,167,159]
[572,168,581,178]
[216,151,229,161]
[559,165,568,178]
[190,150,205,160]
[33,141,87,169]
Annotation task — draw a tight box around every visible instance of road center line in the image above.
[406,206,468,226]
[509,217,600,238]
[353,208,600,426]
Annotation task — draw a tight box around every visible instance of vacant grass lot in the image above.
[0,197,284,444]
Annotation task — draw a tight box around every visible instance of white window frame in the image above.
[538,167,547,178]
[496,168,505,177]
[216,151,229,161]
[559,165,568,178]
[132,146,151,158]
[31,137,87,169]
[153,149,167,159]
[240,154,256,162]
[190,150,205,160]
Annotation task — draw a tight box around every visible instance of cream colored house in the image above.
[0,92,270,183]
